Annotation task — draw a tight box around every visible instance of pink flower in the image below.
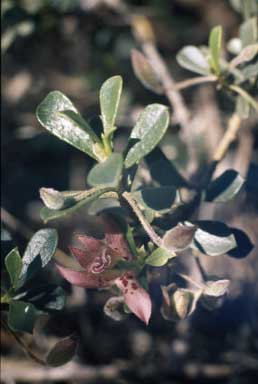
[56,222,152,324]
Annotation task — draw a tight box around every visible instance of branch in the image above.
[213,113,242,162]
[122,191,162,247]
[175,75,217,91]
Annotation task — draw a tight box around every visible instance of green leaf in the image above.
[240,17,258,47]
[209,25,222,75]
[124,104,169,168]
[133,186,178,212]
[36,91,99,160]
[88,197,123,216]
[99,76,123,133]
[18,229,58,286]
[145,247,173,267]
[176,46,210,75]
[205,170,245,202]
[192,221,237,256]
[8,301,39,334]
[5,247,22,289]
[46,335,77,367]
[40,186,114,223]
[87,153,123,187]
[131,49,163,94]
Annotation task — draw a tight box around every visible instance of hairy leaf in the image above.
[209,25,222,75]
[125,104,169,168]
[87,153,123,187]
[205,170,245,202]
[99,76,122,133]
[176,46,210,75]
[5,247,22,289]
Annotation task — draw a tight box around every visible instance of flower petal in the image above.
[75,234,102,252]
[56,264,107,288]
[69,246,93,269]
[116,274,152,325]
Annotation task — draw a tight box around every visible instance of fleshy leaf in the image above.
[125,104,169,168]
[176,45,210,75]
[192,221,237,256]
[8,301,39,334]
[205,170,245,202]
[161,284,200,321]
[145,247,174,267]
[87,153,123,188]
[162,224,197,252]
[116,274,152,324]
[5,247,22,289]
[209,25,222,75]
[99,76,123,133]
[131,49,163,94]
[18,229,58,287]
[36,91,99,160]
[46,335,77,367]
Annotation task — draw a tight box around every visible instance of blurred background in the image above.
[1,0,258,383]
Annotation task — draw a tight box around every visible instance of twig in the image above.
[213,113,242,162]
[122,191,162,247]
[174,75,217,91]
[1,317,45,366]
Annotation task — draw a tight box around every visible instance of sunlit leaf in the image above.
[145,247,173,267]
[209,25,222,75]
[18,229,58,287]
[192,221,237,256]
[99,76,123,133]
[36,91,99,160]
[176,45,210,75]
[205,170,245,202]
[162,224,197,252]
[125,104,169,168]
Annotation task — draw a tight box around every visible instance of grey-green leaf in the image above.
[125,104,169,168]
[192,221,237,256]
[5,247,22,289]
[240,17,258,48]
[36,91,98,160]
[18,229,58,286]
[176,45,210,75]
[40,186,114,223]
[8,301,39,334]
[99,76,123,133]
[209,25,222,75]
[87,153,123,187]
[131,49,163,94]
[145,247,173,267]
[205,170,245,203]
[46,336,77,367]
[162,224,197,252]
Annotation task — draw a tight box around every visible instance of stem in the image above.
[177,272,204,289]
[213,113,242,162]
[102,133,113,156]
[229,84,258,112]
[1,316,45,365]
[174,75,217,91]
[122,191,162,247]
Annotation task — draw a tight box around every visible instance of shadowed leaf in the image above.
[46,335,77,367]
